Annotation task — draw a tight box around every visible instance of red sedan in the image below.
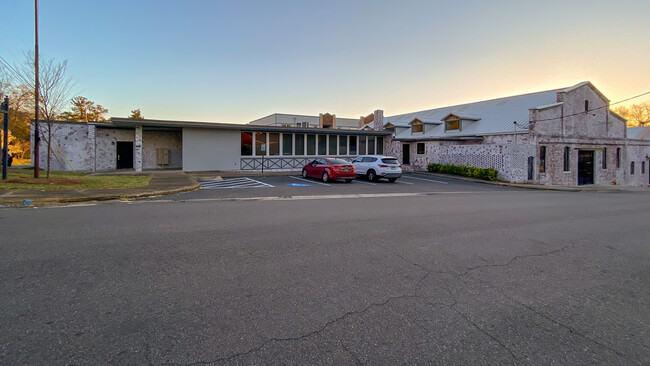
[301,158,356,183]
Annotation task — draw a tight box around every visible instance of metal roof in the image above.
[627,126,650,140]
[386,87,565,140]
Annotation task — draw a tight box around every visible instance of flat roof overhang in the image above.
[110,118,392,136]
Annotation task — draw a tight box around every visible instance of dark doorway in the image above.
[116,141,133,169]
[402,144,410,165]
[527,156,534,180]
[578,150,594,185]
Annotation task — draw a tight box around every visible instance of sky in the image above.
[1,0,649,123]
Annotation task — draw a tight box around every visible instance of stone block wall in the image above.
[95,128,135,171]
[34,122,94,172]
[142,131,183,169]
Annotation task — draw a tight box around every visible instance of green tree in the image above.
[129,108,144,119]
[61,96,109,122]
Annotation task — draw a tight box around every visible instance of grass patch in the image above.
[0,168,151,190]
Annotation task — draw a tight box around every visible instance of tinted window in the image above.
[269,133,280,155]
[363,157,377,162]
[381,158,399,164]
[318,135,327,155]
[241,132,253,156]
[282,134,292,155]
[295,134,305,155]
[307,134,316,155]
[329,159,349,165]
[329,135,337,155]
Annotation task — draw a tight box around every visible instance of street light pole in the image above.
[33,0,40,178]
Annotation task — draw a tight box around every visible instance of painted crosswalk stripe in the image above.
[200,177,273,189]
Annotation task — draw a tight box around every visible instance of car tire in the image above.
[302,169,308,178]
[345,179,352,183]
[322,171,329,183]
[367,170,376,181]
[388,178,397,183]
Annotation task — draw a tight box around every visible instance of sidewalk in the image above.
[0,170,200,207]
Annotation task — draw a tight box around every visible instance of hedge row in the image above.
[427,163,498,181]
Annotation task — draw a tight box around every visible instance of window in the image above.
[295,134,305,155]
[539,146,546,172]
[602,147,607,169]
[563,147,570,171]
[585,100,589,112]
[642,161,646,174]
[255,132,266,156]
[412,123,423,133]
[241,132,253,156]
[338,135,348,155]
[329,135,337,155]
[377,136,383,154]
[616,148,621,168]
[307,134,316,155]
[318,135,327,155]
[630,162,635,175]
[445,119,460,131]
[269,133,280,155]
[358,136,367,155]
[349,136,357,155]
[417,143,425,154]
[282,134,292,155]
[368,136,375,154]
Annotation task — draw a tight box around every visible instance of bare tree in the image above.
[614,102,650,127]
[14,52,74,178]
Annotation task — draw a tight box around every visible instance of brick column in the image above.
[135,125,143,172]
[88,124,96,172]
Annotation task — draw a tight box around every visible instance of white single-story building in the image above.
[32,82,650,187]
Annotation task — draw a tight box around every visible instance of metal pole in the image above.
[2,97,8,180]
[33,0,40,178]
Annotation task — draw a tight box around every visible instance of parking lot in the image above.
[160,172,515,201]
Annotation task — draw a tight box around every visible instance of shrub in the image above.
[427,163,498,181]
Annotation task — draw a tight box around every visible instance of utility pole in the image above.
[34,0,40,178]
[2,96,9,180]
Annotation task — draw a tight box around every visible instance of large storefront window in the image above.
[269,133,280,156]
[295,134,305,155]
[318,135,327,155]
[307,134,316,155]
[368,136,375,154]
[359,136,366,155]
[255,132,266,156]
[377,136,383,154]
[349,136,357,155]
[329,135,337,155]
[241,132,253,156]
[339,135,348,155]
[282,134,293,155]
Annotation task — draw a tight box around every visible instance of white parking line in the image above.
[289,176,331,186]
[395,180,414,185]
[200,177,274,189]
[353,179,376,185]
[401,175,449,184]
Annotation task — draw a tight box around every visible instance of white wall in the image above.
[183,128,241,171]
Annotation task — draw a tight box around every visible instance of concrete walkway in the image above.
[0,170,200,207]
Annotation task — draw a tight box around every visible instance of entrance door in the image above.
[527,156,534,180]
[578,150,594,185]
[403,144,410,165]
[116,141,133,169]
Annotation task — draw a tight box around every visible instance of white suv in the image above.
[351,155,402,182]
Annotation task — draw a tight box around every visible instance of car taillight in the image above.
[378,164,389,168]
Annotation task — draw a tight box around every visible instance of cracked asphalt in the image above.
[1,188,649,365]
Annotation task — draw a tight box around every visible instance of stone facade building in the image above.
[31,81,650,187]
[383,82,650,187]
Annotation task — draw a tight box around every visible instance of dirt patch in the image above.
[6,178,83,185]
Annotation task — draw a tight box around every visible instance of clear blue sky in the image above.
[1,0,649,123]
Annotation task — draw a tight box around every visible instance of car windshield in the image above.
[329,159,350,165]
[381,158,399,164]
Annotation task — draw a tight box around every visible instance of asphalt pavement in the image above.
[1,188,649,365]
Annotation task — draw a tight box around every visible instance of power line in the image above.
[530,90,650,123]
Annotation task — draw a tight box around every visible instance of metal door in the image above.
[116,141,133,169]
[403,144,410,165]
[578,150,594,185]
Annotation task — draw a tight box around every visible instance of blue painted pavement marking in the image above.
[287,183,311,187]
